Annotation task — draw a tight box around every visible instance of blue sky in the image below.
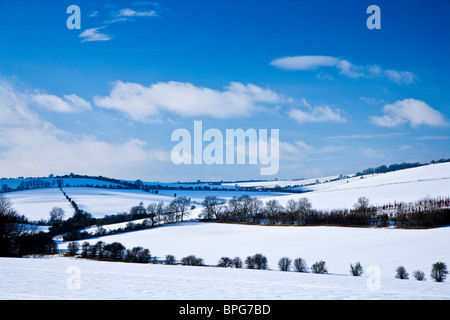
[0,0,449,181]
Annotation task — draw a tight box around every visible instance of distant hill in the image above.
[355,158,450,177]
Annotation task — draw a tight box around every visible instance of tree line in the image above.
[355,158,450,177]
[65,240,449,282]
[200,195,450,228]
[52,195,194,241]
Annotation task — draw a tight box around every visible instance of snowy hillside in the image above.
[4,188,75,221]
[0,177,124,190]
[2,162,449,221]
[58,222,450,279]
[1,162,450,300]
[1,255,449,299]
[264,162,450,210]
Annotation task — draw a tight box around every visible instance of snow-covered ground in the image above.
[264,162,450,210]
[0,177,123,190]
[222,175,349,189]
[0,254,449,299]
[58,222,450,280]
[62,187,288,219]
[3,188,75,221]
[1,162,450,300]
[62,187,177,218]
[3,162,449,221]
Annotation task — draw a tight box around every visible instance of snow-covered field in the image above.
[2,162,449,220]
[266,162,450,210]
[4,188,74,221]
[62,188,177,218]
[61,188,288,219]
[59,222,450,280]
[1,163,449,300]
[0,177,123,189]
[0,254,449,300]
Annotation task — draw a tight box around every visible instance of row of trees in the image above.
[52,194,450,243]
[355,158,450,177]
[64,240,450,282]
[97,197,193,228]
[395,263,448,282]
[200,195,450,228]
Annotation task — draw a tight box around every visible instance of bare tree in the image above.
[170,197,190,222]
[278,257,292,271]
[0,195,27,256]
[165,254,176,265]
[217,256,233,268]
[227,197,240,221]
[248,198,264,223]
[297,198,312,225]
[350,261,364,276]
[395,265,409,279]
[311,260,328,274]
[285,199,299,224]
[245,253,268,270]
[232,257,243,268]
[413,270,426,281]
[49,207,65,225]
[293,257,308,272]
[67,242,79,256]
[431,262,448,282]
[265,199,283,224]
[201,196,226,220]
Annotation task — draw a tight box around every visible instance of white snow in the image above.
[0,254,449,299]
[0,177,123,189]
[3,188,74,221]
[3,162,449,220]
[58,222,450,280]
[62,187,177,218]
[1,162,449,300]
[264,162,450,210]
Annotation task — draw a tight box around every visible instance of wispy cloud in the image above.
[82,3,161,41]
[327,132,405,140]
[270,55,416,84]
[370,98,448,128]
[416,136,450,140]
[118,8,157,17]
[289,98,347,124]
[79,26,112,42]
[30,93,92,113]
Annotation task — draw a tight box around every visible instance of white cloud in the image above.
[289,98,347,123]
[79,27,112,42]
[0,78,167,179]
[93,81,283,121]
[370,98,448,128]
[0,81,42,127]
[117,8,157,17]
[270,55,415,84]
[383,69,416,84]
[270,56,340,70]
[30,93,92,113]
